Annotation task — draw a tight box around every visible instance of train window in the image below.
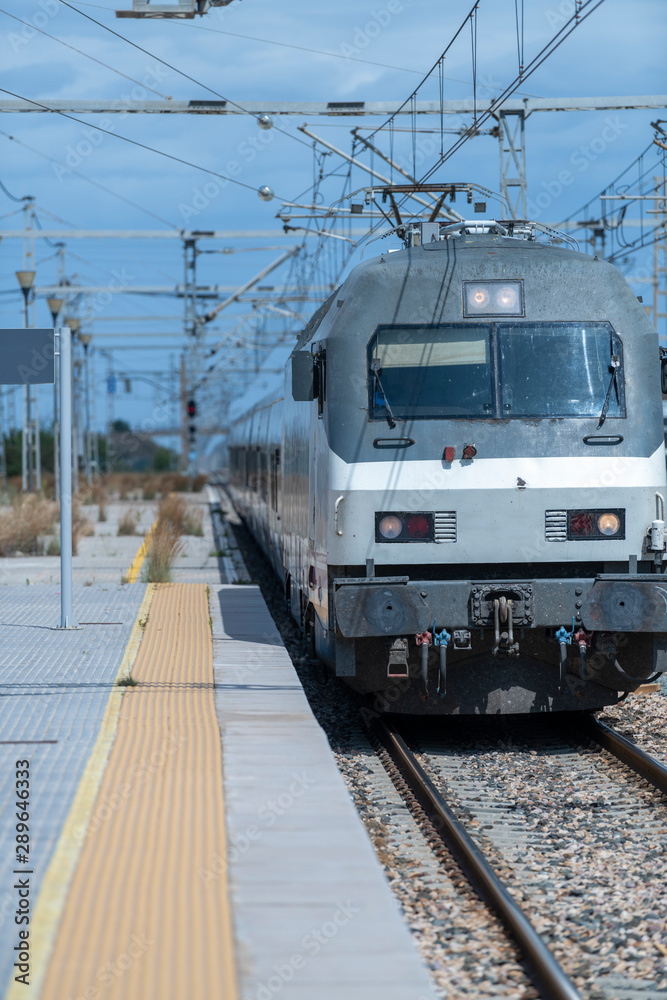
[498,323,625,418]
[368,324,495,419]
[368,321,625,421]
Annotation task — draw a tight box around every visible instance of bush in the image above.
[143,521,183,583]
[0,495,58,555]
[117,508,139,536]
[157,494,187,534]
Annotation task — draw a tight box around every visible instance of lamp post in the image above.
[66,317,81,494]
[0,237,5,488]
[16,270,36,492]
[48,297,63,497]
[79,332,92,485]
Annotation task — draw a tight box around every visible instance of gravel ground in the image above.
[599,694,667,769]
[219,492,667,1000]
[411,718,667,1000]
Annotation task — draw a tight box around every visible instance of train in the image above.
[225,218,667,714]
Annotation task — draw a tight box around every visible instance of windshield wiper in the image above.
[371,358,396,429]
[597,353,621,429]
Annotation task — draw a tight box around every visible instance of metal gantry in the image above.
[3,95,664,223]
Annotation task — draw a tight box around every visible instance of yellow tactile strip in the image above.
[40,583,238,1000]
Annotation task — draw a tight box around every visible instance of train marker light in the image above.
[463,279,524,317]
[378,515,402,539]
[570,513,594,537]
[406,515,430,538]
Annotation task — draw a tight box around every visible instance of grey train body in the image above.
[226,223,667,714]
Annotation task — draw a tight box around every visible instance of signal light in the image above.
[187,399,196,418]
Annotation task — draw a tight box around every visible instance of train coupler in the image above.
[433,622,451,697]
[415,632,432,695]
[387,637,409,678]
[493,597,519,658]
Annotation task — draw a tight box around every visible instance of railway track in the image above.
[373,716,667,1000]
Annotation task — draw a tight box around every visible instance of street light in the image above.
[16,270,35,310]
[15,270,36,492]
[47,297,63,327]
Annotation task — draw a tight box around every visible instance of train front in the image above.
[309,222,667,714]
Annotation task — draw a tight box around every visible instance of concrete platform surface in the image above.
[212,583,439,1000]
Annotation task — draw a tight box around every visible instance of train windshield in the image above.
[368,322,624,421]
[498,323,624,418]
[369,324,495,419]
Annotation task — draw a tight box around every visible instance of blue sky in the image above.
[0,0,665,447]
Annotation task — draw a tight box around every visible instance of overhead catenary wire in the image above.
[0,128,178,228]
[561,140,665,226]
[0,9,171,99]
[514,0,525,76]
[365,0,608,233]
[0,88,288,201]
[58,0,312,150]
[365,2,479,143]
[161,19,425,76]
[416,0,608,184]
[0,176,26,203]
[287,0,608,298]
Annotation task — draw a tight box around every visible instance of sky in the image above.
[0,0,665,459]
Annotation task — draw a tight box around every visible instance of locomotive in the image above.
[226,219,667,714]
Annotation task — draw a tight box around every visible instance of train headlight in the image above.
[566,509,625,540]
[378,515,403,539]
[463,279,524,317]
[376,511,435,542]
[598,512,621,536]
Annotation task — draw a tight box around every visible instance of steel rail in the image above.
[375,718,582,1000]
[585,717,667,795]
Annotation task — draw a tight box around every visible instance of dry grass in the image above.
[143,520,183,583]
[117,508,139,536]
[103,471,208,498]
[157,493,187,533]
[0,494,58,555]
[157,494,204,536]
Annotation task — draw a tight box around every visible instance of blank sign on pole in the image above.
[0,329,55,385]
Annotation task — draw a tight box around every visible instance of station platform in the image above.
[0,495,439,1000]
